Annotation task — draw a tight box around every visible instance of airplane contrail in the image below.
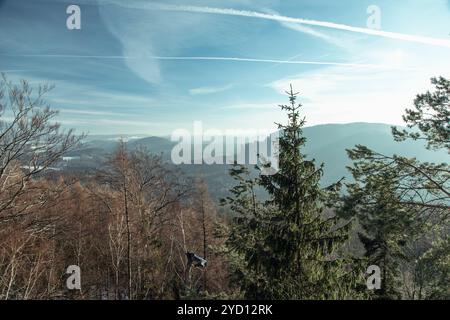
[118,2,450,49]
[0,54,413,70]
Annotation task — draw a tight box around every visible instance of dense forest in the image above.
[0,74,448,300]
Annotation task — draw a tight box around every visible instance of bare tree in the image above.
[0,75,83,299]
[0,74,84,220]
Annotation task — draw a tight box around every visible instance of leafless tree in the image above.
[0,73,84,220]
[0,75,83,299]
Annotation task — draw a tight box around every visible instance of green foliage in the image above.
[413,236,450,299]
[223,87,364,299]
[392,76,449,151]
[342,76,450,300]
[220,165,273,299]
[340,166,417,299]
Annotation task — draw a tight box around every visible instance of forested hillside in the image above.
[0,75,448,299]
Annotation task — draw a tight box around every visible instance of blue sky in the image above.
[1,0,449,135]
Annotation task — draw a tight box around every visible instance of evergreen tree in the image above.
[340,155,417,299]
[221,165,271,299]
[224,86,362,299]
[341,77,449,299]
[392,76,449,151]
[413,237,450,299]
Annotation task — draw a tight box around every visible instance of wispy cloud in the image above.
[189,84,233,95]
[60,109,125,116]
[268,48,445,126]
[97,119,160,127]
[261,8,349,49]
[98,3,161,85]
[279,22,346,48]
[220,102,282,110]
[57,119,90,126]
[1,54,406,70]
[48,89,157,110]
[142,3,450,48]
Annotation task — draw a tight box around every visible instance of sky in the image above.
[0,0,449,136]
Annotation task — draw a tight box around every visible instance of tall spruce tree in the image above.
[221,165,272,299]
[224,86,363,299]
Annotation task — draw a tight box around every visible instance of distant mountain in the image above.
[300,123,448,186]
[129,136,176,157]
[64,123,449,200]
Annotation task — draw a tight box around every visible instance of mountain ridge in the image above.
[64,122,449,200]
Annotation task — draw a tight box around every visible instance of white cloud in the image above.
[60,109,124,116]
[268,47,446,126]
[261,8,351,49]
[98,5,161,84]
[148,2,450,48]
[220,102,281,110]
[8,54,389,69]
[97,119,158,127]
[98,0,259,85]
[189,84,233,95]
[279,21,348,48]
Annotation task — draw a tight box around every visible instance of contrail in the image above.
[0,54,411,70]
[116,2,450,48]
